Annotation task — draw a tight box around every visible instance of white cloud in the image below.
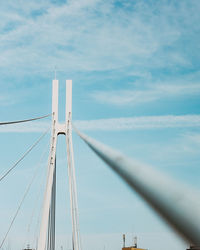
[134,131,200,165]
[184,133,200,144]
[1,115,200,133]
[0,0,198,76]
[0,94,18,106]
[0,121,50,133]
[91,83,200,105]
[74,115,200,131]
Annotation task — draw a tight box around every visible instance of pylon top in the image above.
[52,79,72,135]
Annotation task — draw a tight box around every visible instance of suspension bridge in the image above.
[0,79,200,250]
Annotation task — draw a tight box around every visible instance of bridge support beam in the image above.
[37,79,81,250]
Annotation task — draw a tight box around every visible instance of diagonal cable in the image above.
[0,127,50,182]
[22,139,50,249]
[0,141,48,249]
[0,114,51,126]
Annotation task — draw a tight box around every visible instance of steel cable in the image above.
[0,127,50,182]
[0,143,48,249]
[22,140,50,249]
[0,114,51,126]
[72,124,200,246]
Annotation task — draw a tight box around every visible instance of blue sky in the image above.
[0,0,200,250]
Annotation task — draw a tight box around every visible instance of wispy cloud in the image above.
[1,115,200,133]
[91,83,200,105]
[74,115,200,131]
[138,131,200,164]
[0,94,17,106]
[0,0,199,77]
[182,132,200,147]
[0,121,50,133]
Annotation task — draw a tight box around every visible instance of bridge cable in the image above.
[0,141,48,250]
[72,124,200,246]
[0,114,51,126]
[0,127,50,183]
[22,139,50,249]
[67,116,82,250]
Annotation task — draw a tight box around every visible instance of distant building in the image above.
[122,235,147,250]
[23,244,35,250]
[122,248,146,250]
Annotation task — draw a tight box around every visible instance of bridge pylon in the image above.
[37,79,81,250]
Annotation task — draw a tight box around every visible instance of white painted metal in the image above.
[37,80,58,250]
[37,125,57,250]
[69,130,82,250]
[66,80,82,250]
[66,80,72,122]
[52,80,58,123]
[66,129,76,250]
[73,126,200,246]
[47,162,56,250]
[37,79,81,250]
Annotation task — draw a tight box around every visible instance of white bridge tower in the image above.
[37,79,81,250]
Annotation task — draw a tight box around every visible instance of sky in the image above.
[0,0,200,250]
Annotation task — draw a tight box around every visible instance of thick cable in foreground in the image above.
[72,124,200,246]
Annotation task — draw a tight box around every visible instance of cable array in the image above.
[0,128,50,182]
[0,141,48,249]
[22,140,50,249]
